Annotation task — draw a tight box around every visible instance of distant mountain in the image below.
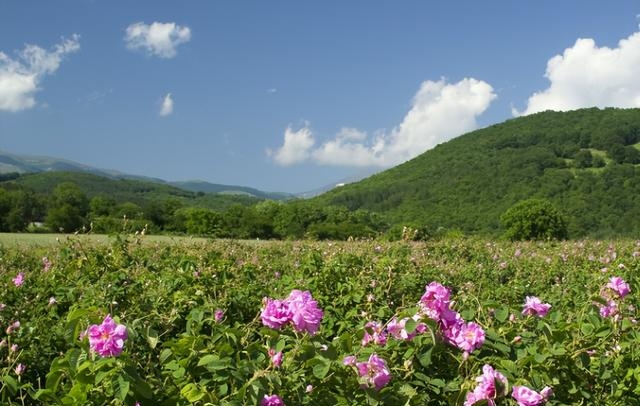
[297,169,381,198]
[314,107,640,238]
[0,150,291,200]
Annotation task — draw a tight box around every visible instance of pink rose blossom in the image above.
[86,314,128,357]
[606,276,630,298]
[42,256,52,272]
[419,282,452,320]
[261,394,285,406]
[386,316,426,341]
[464,364,508,405]
[449,321,485,355]
[285,290,323,335]
[260,298,292,330]
[268,348,283,367]
[356,353,391,391]
[343,355,357,366]
[512,385,551,406]
[362,321,387,346]
[6,320,20,334]
[12,272,24,287]
[522,296,551,318]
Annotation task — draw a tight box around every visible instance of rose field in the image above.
[0,235,638,405]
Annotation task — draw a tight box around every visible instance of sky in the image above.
[1,1,640,194]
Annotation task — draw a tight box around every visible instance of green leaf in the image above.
[146,327,159,349]
[313,360,332,379]
[181,383,206,402]
[115,375,130,402]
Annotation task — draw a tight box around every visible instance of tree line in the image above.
[0,180,387,240]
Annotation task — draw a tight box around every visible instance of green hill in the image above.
[1,171,261,211]
[315,107,640,238]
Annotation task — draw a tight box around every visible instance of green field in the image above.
[0,232,209,247]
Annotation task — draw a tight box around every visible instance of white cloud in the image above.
[0,35,80,112]
[125,22,191,59]
[515,32,640,116]
[266,125,315,166]
[269,78,496,167]
[160,93,173,116]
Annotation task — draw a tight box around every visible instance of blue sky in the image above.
[1,1,639,193]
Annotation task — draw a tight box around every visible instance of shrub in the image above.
[501,199,568,241]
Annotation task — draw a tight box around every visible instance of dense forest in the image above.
[316,107,640,238]
[4,107,640,239]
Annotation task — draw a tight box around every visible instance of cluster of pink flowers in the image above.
[85,314,128,357]
[343,353,391,391]
[261,290,323,335]
[512,385,553,406]
[419,282,485,357]
[465,365,552,406]
[12,272,24,287]
[261,394,285,406]
[598,276,631,318]
[521,296,552,318]
[464,364,508,406]
[361,315,427,346]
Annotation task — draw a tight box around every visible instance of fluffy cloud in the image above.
[0,35,80,112]
[269,78,496,167]
[515,32,640,116]
[125,22,191,59]
[267,125,315,166]
[160,93,173,116]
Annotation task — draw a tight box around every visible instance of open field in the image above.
[0,236,638,405]
[0,232,209,247]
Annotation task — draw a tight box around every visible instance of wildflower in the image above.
[356,353,391,391]
[260,298,292,330]
[42,256,52,272]
[362,321,387,346]
[521,296,551,318]
[512,385,552,406]
[305,384,313,393]
[606,276,630,298]
[12,272,24,287]
[10,344,18,352]
[268,348,283,367]
[0,303,5,311]
[14,363,25,376]
[0,339,6,347]
[48,297,57,306]
[286,290,323,335]
[598,300,618,318]
[418,282,451,320]
[386,316,426,341]
[6,321,20,334]
[214,309,224,322]
[342,355,356,366]
[464,364,508,406]
[447,321,485,356]
[86,314,128,357]
[261,394,285,406]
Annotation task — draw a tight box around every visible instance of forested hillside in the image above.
[316,107,640,238]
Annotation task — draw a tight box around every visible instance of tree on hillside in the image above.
[46,182,89,232]
[501,199,568,241]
